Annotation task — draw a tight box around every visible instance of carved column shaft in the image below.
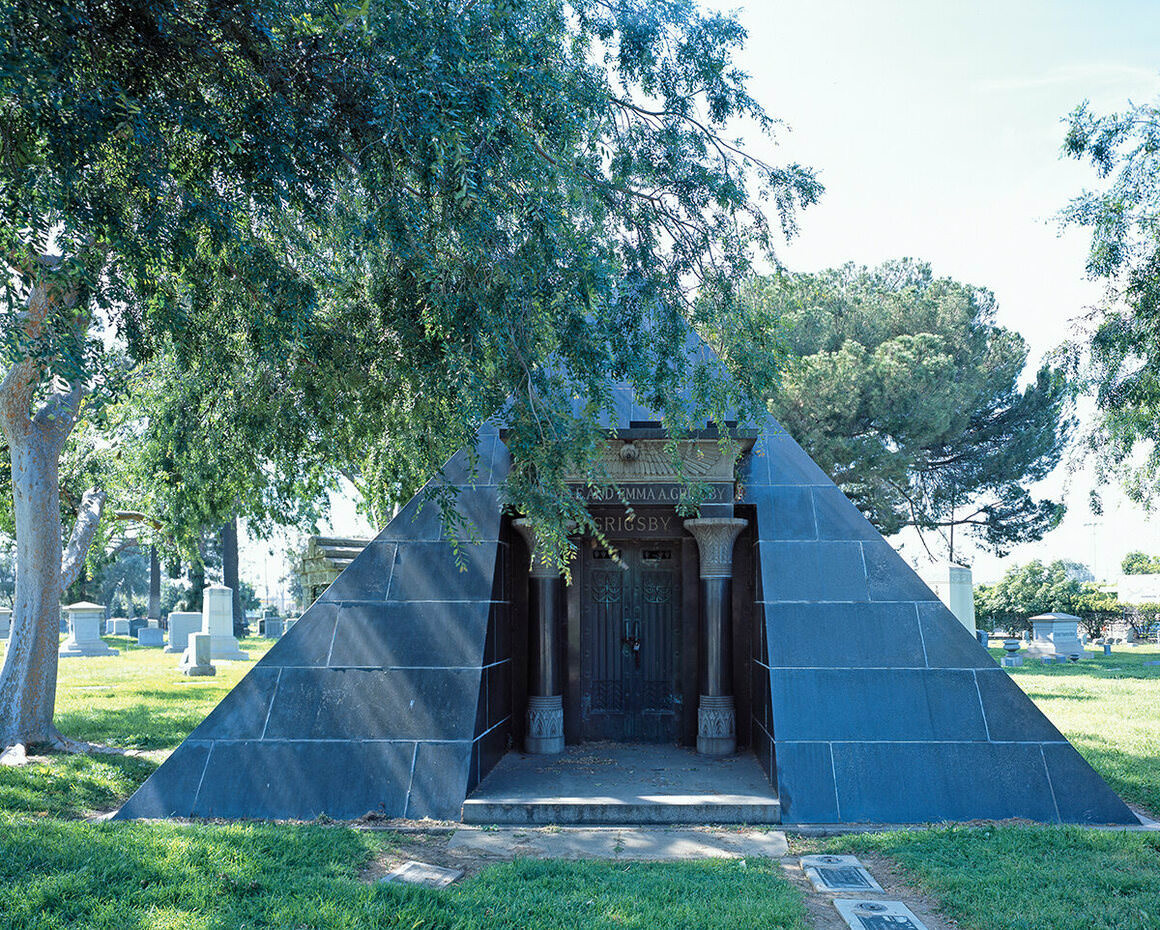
[513,519,565,754]
[683,517,747,757]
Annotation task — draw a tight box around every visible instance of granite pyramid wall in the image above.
[739,417,1137,825]
[116,429,512,821]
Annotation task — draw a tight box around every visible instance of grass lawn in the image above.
[0,632,1157,930]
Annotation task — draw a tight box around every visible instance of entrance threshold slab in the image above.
[462,742,780,825]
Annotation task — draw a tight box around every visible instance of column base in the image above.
[697,695,736,756]
[526,695,565,754]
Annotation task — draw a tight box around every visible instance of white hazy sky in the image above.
[243,0,1160,596]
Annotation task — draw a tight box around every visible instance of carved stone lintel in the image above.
[526,695,565,754]
[683,518,748,578]
[512,518,565,579]
[697,694,736,756]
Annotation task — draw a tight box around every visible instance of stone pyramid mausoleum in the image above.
[118,348,1137,825]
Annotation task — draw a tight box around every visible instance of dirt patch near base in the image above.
[777,852,962,930]
[357,829,509,884]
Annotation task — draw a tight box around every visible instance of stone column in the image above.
[683,517,748,756]
[513,519,566,755]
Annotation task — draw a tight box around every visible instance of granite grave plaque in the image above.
[834,900,928,930]
[801,854,883,893]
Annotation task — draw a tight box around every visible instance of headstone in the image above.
[201,585,248,660]
[1103,642,1113,656]
[1001,639,1023,668]
[165,611,202,655]
[975,630,989,646]
[263,619,284,639]
[129,617,148,639]
[283,617,297,632]
[1027,613,1088,660]
[0,607,11,640]
[834,899,929,930]
[919,561,976,632]
[136,621,165,648]
[381,861,463,889]
[108,617,131,635]
[800,855,883,893]
[59,602,119,658]
[180,632,216,677]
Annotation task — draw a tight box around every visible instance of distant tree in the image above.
[1071,583,1121,640]
[1060,92,1160,502]
[1121,551,1160,575]
[748,261,1070,560]
[974,560,1086,635]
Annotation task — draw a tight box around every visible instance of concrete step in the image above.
[462,796,781,825]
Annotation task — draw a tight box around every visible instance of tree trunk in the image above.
[148,546,161,622]
[220,517,245,637]
[0,440,65,746]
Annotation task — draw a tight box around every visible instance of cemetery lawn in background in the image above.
[988,643,1160,815]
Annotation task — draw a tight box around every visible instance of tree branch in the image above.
[61,488,107,590]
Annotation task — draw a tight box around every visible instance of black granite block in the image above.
[482,434,512,486]
[319,543,397,603]
[468,741,481,794]
[1041,743,1138,823]
[485,659,512,732]
[975,668,1068,742]
[861,539,940,602]
[770,669,987,742]
[758,541,869,602]
[476,717,509,785]
[473,665,488,736]
[917,602,996,669]
[765,603,926,669]
[263,667,482,741]
[187,667,280,741]
[191,740,415,820]
[812,487,881,541]
[736,447,769,491]
[775,741,840,822]
[114,741,212,819]
[764,429,833,486]
[259,603,339,668]
[831,742,1059,823]
[406,742,473,819]
[753,486,817,541]
[751,720,774,783]
[327,601,489,668]
[488,602,512,665]
[386,541,497,602]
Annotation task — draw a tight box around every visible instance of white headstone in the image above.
[202,585,248,660]
[919,561,976,633]
[165,611,202,655]
[181,632,216,677]
[263,619,284,639]
[0,607,11,640]
[59,602,119,657]
[108,617,131,635]
[1027,613,1089,659]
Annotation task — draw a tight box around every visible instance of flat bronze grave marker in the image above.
[834,899,928,930]
[800,855,884,893]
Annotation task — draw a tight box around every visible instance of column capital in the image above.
[683,517,748,578]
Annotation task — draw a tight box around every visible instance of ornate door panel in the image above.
[580,541,680,742]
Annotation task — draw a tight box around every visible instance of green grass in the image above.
[0,634,272,819]
[832,827,1160,930]
[987,643,1160,814]
[0,819,808,930]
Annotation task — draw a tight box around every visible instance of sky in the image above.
[242,0,1160,600]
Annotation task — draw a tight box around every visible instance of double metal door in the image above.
[580,540,681,742]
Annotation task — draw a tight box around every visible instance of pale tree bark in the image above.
[0,278,104,751]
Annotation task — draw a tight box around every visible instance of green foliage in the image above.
[749,260,1069,558]
[1121,550,1160,574]
[974,559,1113,635]
[1121,602,1160,640]
[1060,94,1160,503]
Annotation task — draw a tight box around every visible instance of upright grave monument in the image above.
[59,602,119,658]
[118,336,1137,826]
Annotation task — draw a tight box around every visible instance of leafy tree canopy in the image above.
[1061,92,1160,502]
[1121,550,1160,575]
[974,559,1114,637]
[743,260,1070,560]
